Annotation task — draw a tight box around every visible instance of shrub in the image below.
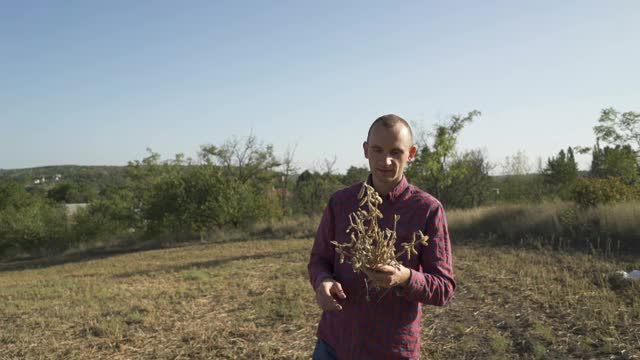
[0,199,69,255]
[570,177,639,207]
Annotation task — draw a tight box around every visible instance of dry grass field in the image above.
[1,237,639,359]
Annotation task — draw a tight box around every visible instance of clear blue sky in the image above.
[1,1,638,173]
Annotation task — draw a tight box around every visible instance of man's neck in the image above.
[371,178,401,198]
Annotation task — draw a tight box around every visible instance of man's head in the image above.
[363,114,417,194]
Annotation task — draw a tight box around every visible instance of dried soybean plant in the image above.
[330,182,429,298]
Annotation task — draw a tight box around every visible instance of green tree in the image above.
[444,150,493,208]
[198,135,282,226]
[125,136,283,239]
[74,184,138,241]
[590,142,639,184]
[199,134,280,183]
[543,147,578,198]
[594,107,640,152]
[293,170,343,215]
[406,110,481,203]
[342,165,369,186]
[47,182,97,203]
[0,180,30,210]
[125,149,177,233]
[0,182,69,255]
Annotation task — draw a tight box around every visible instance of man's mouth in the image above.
[377,168,395,176]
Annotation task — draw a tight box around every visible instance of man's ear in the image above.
[408,145,417,162]
[363,141,369,159]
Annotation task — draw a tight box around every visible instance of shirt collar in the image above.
[366,174,409,203]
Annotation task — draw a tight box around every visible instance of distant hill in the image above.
[0,165,129,189]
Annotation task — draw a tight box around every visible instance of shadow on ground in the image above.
[0,234,308,273]
[112,251,294,278]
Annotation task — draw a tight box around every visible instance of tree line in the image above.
[406,107,640,208]
[0,107,638,257]
[0,136,362,256]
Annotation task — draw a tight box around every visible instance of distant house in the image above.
[65,203,88,217]
[32,174,62,184]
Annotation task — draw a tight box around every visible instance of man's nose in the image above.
[385,156,393,165]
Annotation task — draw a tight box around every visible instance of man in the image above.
[308,114,456,359]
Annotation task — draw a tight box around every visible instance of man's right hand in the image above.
[315,278,346,311]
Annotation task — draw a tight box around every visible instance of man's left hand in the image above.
[363,264,411,288]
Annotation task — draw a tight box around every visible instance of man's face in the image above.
[363,123,417,188]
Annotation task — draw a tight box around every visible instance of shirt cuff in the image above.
[314,272,334,290]
[395,269,421,299]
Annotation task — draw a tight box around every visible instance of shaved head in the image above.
[363,114,417,196]
[366,114,414,145]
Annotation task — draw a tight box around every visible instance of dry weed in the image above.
[331,183,428,297]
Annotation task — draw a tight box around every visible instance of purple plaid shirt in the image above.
[308,176,455,359]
